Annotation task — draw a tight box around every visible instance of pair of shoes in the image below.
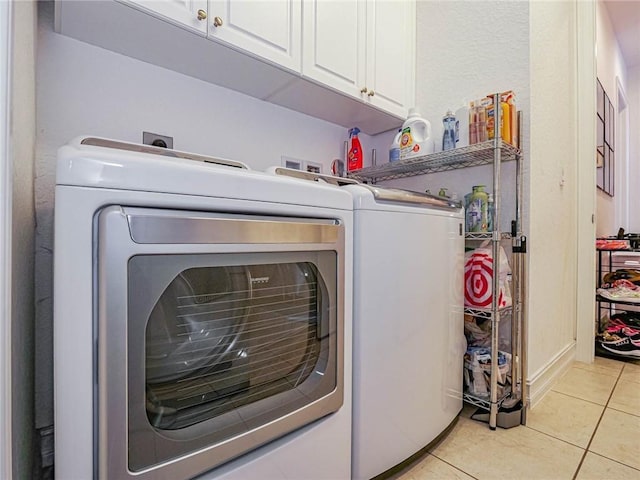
[605,317,640,335]
[597,280,640,303]
[600,335,640,357]
[610,311,640,329]
[603,269,640,286]
[600,327,640,358]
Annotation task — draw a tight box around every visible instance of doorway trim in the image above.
[575,0,597,363]
[0,0,12,476]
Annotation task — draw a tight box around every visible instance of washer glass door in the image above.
[96,207,344,479]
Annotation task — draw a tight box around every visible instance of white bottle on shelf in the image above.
[455,100,471,148]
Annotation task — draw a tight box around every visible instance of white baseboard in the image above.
[526,342,576,409]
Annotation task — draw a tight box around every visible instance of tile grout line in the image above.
[523,424,592,451]
[427,452,481,480]
[587,451,640,473]
[549,388,612,408]
[570,362,625,480]
[606,404,640,418]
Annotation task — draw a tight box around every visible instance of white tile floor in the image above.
[390,356,640,480]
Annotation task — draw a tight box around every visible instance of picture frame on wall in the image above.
[603,147,610,194]
[596,147,604,169]
[597,79,604,119]
[595,78,615,197]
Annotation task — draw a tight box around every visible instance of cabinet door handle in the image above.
[367,90,375,97]
[360,87,368,94]
[196,9,207,21]
[213,16,224,27]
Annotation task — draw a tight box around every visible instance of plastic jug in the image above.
[466,185,489,233]
[399,107,434,160]
[389,129,402,162]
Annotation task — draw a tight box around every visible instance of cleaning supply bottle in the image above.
[389,128,402,163]
[486,94,510,143]
[442,111,456,151]
[399,107,434,160]
[455,100,471,147]
[347,127,363,172]
[466,185,489,232]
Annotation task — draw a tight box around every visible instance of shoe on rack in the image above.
[597,280,640,303]
[600,333,640,358]
[605,325,640,338]
[611,311,640,329]
[603,269,640,286]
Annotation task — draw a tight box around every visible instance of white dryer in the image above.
[344,184,465,480]
[266,169,465,479]
[53,138,353,480]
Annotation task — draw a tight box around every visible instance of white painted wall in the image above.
[379,0,582,405]
[34,1,374,429]
[595,0,628,237]
[629,65,640,232]
[376,1,530,237]
[394,0,542,389]
[527,0,580,397]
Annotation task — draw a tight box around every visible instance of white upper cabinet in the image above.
[303,0,415,118]
[302,0,367,98]
[55,0,415,133]
[118,0,209,35]
[208,0,302,72]
[365,0,415,117]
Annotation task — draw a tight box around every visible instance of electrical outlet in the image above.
[142,131,173,149]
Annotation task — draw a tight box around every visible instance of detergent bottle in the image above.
[347,127,363,172]
[466,185,489,233]
[399,108,434,160]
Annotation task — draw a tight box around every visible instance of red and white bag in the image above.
[464,242,512,308]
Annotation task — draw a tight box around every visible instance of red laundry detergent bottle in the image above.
[347,127,363,172]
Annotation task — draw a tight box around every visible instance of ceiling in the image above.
[604,0,640,68]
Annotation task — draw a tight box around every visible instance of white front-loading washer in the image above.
[53,137,353,480]
[344,184,465,480]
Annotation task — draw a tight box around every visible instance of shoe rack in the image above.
[595,247,640,359]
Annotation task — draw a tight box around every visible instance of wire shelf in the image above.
[465,232,515,241]
[463,391,511,411]
[347,140,521,182]
[464,305,513,319]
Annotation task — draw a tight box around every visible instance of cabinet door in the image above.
[302,0,366,99]
[209,0,302,73]
[117,0,208,35]
[365,0,415,117]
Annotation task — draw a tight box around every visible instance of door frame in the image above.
[575,0,597,363]
[0,0,12,476]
